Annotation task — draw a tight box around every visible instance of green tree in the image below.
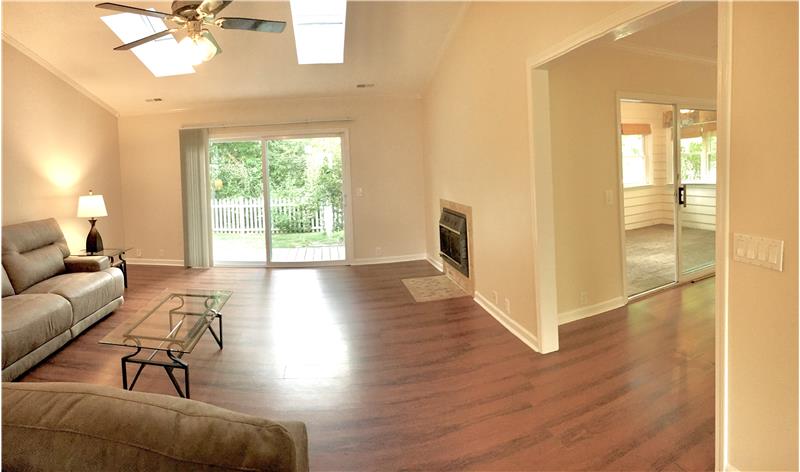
[209,141,263,198]
[266,139,308,197]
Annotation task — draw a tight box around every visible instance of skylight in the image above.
[101,11,195,77]
[290,0,347,65]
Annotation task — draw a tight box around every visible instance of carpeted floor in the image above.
[626,224,715,296]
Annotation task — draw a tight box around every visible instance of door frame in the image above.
[259,128,354,268]
[526,3,731,468]
[615,92,716,299]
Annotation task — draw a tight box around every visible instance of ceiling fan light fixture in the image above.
[178,31,217,64]
[198,30,220,62]
[178,34,203,65]
[97,1,283,72]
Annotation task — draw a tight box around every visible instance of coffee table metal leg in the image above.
[120,347,190,398]
[207,311,223,349]
[166,350,190,398]
[121,347,142,390]
[128,364,146,391]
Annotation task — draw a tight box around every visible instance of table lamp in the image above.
[77,190,108,253]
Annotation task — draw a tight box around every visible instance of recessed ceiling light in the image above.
[145,98,163,102]
[290,0,347,65]
[356,83,374,89]
[101,11,195,77]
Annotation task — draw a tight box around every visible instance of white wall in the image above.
[2,41,124,252]
[117,96,427,263]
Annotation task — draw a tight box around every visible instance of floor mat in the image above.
[401,275,469,302]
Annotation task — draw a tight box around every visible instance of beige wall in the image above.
[727,2,798,469]
[2,41,124,251]
[118,96,426,262]
[547,45,715,313]
[422,2,640,339]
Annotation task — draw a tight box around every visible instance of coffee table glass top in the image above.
[100,289,232,353]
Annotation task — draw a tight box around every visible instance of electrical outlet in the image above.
[605,189,614,206]
[492,291,498,304]
[375,246,382,256]
[504,298,511,315]
[158,249,165,257]
[134,248,142,257]
[580,291,588,305]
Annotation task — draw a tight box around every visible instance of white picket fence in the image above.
[211,196,333,234]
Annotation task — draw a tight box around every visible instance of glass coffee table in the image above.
[100,288,232,398]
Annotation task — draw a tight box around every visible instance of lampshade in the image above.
[77,193,108,218]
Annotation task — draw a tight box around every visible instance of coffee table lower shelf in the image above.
[119,313,223,399]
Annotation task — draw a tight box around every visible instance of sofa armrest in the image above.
[64,256,110,273]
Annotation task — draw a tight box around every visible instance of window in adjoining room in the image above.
[680,130,717,184]
[621,133,649,187]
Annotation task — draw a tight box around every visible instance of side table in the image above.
[74,248,132,288]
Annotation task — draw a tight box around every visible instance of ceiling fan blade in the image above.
[95,2,173,19]
[198,0,232,17]
[216,17,286,33]
[114,28,177,50]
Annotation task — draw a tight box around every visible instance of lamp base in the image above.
[86,218,104,253]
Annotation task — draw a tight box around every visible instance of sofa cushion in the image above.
[23,269,124,324]
[2,294,72,368]
[2,266,14,297]
[2,382,302,472]
[2,218,69,293]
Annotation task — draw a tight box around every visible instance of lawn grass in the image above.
[214,231,343,248]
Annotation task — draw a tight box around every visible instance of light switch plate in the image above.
[733,233,784,272]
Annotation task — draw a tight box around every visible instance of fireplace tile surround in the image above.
[439,199,474,296]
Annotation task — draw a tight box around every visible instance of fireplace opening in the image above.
[439,208,469,277]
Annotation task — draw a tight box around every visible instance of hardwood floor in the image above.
[17,261,715,471]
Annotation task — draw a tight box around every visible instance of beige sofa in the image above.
[2,218,124,381]
[3,382,309,471]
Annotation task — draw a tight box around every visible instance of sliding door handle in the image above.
[678,185,687,207]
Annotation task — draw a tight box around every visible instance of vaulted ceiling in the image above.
[3,1,467,115]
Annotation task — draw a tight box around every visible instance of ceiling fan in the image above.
[96,0,286,64]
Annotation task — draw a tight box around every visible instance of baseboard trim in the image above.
[349,253,427,266]
[474,291,540,353]
[126,258,184,267]
[558,296,627,325]
[725,464,740,472]
[426,255,444,272]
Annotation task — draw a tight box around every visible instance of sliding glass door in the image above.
[619,100,716,297]
[209,140,267,264]
[619,101,677,296]
[266,136,346,264]
[209,134,348,266]
[677,109,717,277]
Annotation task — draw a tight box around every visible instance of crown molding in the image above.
[2,33,120,117]
[610,42,716,67]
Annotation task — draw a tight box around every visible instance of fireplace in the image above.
[439,208,469,277]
